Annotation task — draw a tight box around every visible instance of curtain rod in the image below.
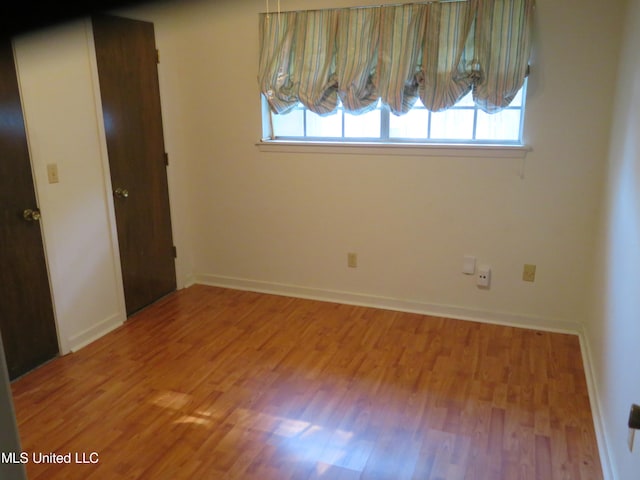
[262,0,470,15]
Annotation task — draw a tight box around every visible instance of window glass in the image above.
[430,109,475,140]
[265,81,527,144]
[456,91,475,107]
[476,109,521,141]
[272,108,304,137]
[306,110,342,137]
[389,108,429,139]
[344,109,381,138]
[509,88,523,107]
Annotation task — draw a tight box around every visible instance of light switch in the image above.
[47,163,59,184]
[463,255,476,275]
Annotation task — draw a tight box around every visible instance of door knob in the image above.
[114,187,129,198]
[23,208,41,222]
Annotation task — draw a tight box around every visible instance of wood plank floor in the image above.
[10,284,602,479]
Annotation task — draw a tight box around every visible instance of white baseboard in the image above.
[579,329,615,480]
[183,274,198,289]
[67,313,124,353]
[196,273,613,478]
[195,274,582,334]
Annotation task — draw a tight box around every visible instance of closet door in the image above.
[0,38,59,380]
[92,14,177,316]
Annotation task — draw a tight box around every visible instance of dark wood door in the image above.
[0,38,59,380]
[92,14,176,316]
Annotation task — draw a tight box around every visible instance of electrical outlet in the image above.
[477,266,491,288]
[347,252,357,268]
[523,264,536,282]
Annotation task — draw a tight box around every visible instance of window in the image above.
[258,1,535,149]
[266,81,527,145]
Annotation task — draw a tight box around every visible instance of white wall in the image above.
[120,0,623,330]
[6,0,632,476]
[14,0,621,354]
[587,0,640,478]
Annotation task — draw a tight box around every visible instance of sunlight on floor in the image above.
[271,414,371,476]
[152,390,191,410]
[154,390,367,476]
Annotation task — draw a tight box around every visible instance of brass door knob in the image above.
[23,209,41,221]
[114,187,129,198]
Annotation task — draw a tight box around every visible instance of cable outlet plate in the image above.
[347,252,357,268]
[477,266,491,288]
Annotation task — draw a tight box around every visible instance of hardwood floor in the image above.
[11,285,602,479]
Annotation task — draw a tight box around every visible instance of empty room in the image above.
[1,0,640,479]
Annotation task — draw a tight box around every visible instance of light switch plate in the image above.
[463,255,476,275]
[47,163,59,184]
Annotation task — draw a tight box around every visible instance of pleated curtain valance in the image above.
[258,0,534,117]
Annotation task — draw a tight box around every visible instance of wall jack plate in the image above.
[477,266,491,288]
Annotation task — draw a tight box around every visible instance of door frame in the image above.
[85,18,128,321]
[10,38,63,359]
[85,16,178,319]
[0,332,27,479]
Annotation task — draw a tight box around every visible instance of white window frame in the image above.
[259,81,531,159]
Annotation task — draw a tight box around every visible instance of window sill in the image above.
[256,140,531,159]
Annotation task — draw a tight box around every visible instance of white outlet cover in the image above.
[477,266,491,287]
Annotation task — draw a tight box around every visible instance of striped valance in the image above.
[258,0,534,116]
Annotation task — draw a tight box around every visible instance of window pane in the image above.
[266,83,527,143]
[509,87,523,107]
[272,109,304,137]
[430,109,474,140]
[389,108,428,139]
[456,90,475,107]
[344,109,381,138]
[306,110,342,137]
[476,109,521,141]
